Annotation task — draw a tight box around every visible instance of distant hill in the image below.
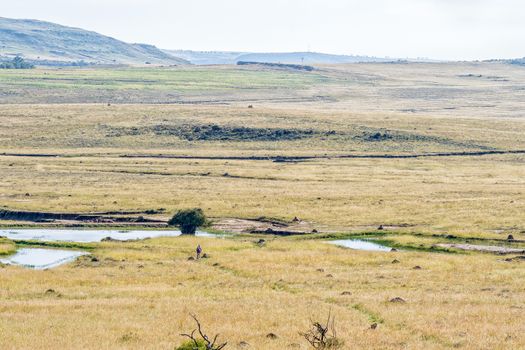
[0,17,188,66]
[165,50,402,65]
[164,50,244,65]
[234,52,396,65]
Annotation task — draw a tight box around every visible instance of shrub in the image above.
[0,56,34,69]
[175,339,207,350]
[168,208,207,234]
[179,314,227,350]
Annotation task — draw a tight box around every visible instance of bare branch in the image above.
[300,311,343,349]
[180,330,200,348]
[181,314,228,350]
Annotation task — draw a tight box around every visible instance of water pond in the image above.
[0,248,87,270]
[0,229,216,243]
[328,239,392,252]
[0,229,219,269]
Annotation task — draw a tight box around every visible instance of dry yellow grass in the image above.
[0,104,524,154]
[0,238,16,255]
[0,63,524,349]
[0,102,523,236]
[0,153,523,236]
[1,236,524,349]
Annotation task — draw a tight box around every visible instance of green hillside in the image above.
[0,17,188,66]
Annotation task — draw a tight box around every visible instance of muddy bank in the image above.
[106,124,326,142]
[0,209,164,224]
[430,233,525,244]
[249,228,311,236]
[0,211,316,232]
[2,229,217,243]
[436,243,525,254]
[211,217,316,235]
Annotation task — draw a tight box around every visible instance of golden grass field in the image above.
[0,102,523,235]
[0,62,524,349]
[2,237,525,349]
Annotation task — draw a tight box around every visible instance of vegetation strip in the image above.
[13,240,96,251]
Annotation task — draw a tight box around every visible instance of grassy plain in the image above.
[2,236,525,349]
[0,102,523,235]
[0,151,523,235]
[0,62,524,349]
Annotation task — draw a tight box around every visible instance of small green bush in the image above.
[0,56,34,69]
[175,339,207,350]
[168,208,207,234]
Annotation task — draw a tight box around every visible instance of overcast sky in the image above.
[2,0,524,60]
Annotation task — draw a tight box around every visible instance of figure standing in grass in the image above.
[196,244,202,259]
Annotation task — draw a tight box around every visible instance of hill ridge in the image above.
[0,16,188,66]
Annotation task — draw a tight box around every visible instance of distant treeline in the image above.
[26,59,92,67]
[0,56,95,68]
[485,57,525,66]
[506,58,525,66]
[237,61,315,71]
[0,56,34,69]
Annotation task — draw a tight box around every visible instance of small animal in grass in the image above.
[196,244,202,259]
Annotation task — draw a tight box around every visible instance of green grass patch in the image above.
[352,303,385,324]
[13,240,96,251]
[0,238,16,256]
[0,66,333,92]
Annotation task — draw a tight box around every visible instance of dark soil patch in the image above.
[237,61,314,71]
[253,216,289,227]
[0,209,164,224]
[389,297,406,303]
[107,124,327,142]
[211,217,314,234]
[357,127,492,150]
[363,131,393,141]
[249,228,310,236]
[504,256,525,262]
[436,243,525,254]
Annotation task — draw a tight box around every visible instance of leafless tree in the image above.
[300,310,343,349]
[181,314,227,350]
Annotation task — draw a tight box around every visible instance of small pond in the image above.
[0,229,219,269]
[0,248,88,270]
[0,229,217,243]
[328,239,392,252]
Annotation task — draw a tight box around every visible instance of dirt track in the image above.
[436,243,525,254]
[2,149,524,162]
[0,209,164,224]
